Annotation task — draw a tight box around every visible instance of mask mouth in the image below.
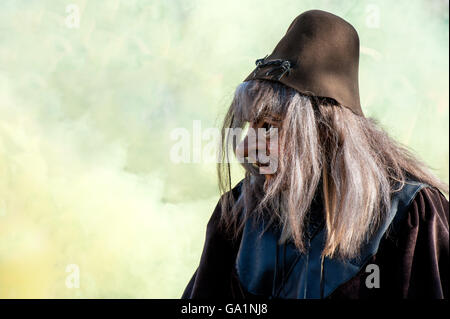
[245,160,268,170]
[242,152,272,170]
[255,161,270,167]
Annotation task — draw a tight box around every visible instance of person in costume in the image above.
[182,10,449,299]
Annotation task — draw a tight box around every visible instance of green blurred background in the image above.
[0,0,448,298]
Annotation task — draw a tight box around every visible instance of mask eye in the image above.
[261,122,275,135]
[261,122,272,130]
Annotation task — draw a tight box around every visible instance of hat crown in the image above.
[244,10,363,116]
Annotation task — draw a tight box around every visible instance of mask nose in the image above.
[236,128,267,164]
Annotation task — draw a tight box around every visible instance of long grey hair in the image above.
[217,79,449,259]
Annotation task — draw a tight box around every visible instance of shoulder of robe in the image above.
[384,185,449,249]
[402,186,449,230]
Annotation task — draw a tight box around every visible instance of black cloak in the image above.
[182,180,449,299]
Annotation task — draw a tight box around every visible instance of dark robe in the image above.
[182,180,449,299]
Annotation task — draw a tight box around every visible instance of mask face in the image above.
[235,115,280,179]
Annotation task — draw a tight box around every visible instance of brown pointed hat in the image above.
[243,10,364,116]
